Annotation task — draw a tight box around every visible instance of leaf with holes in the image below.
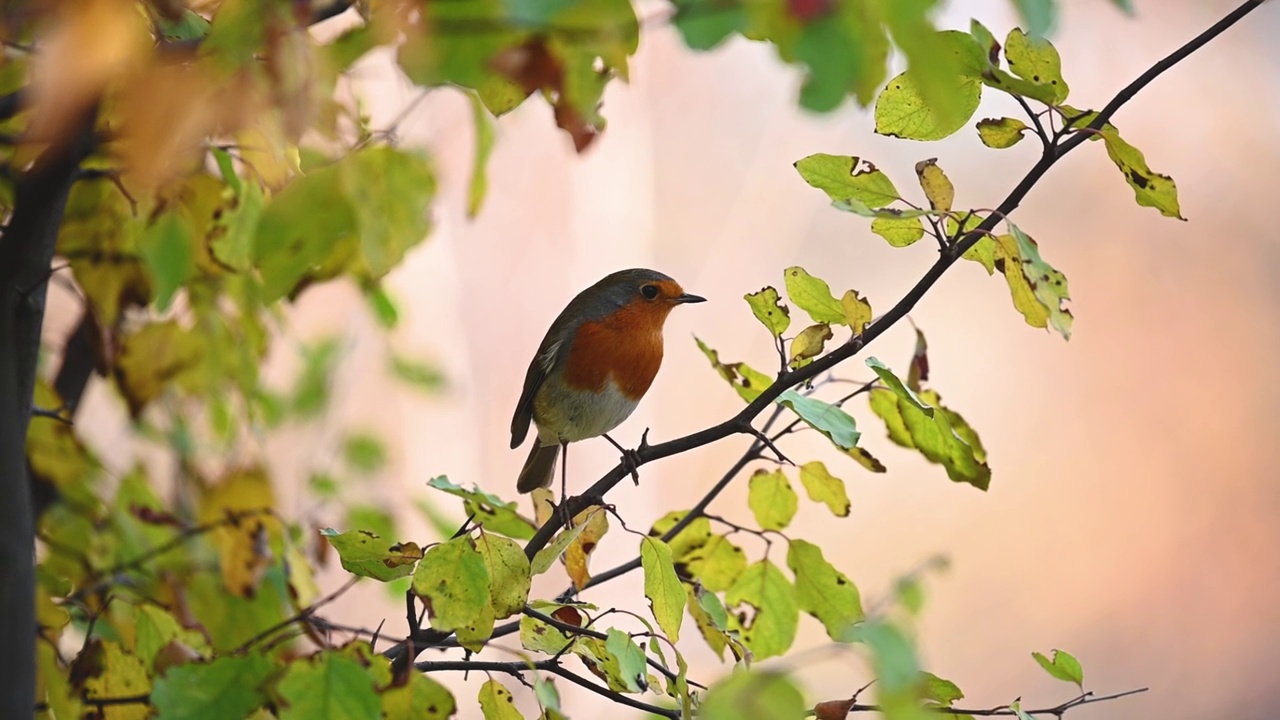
[783,267,847,325]
[320,529,421,582]
[745,286,791,338]
[1033,648,1085,689]
[794,154,901,208]
[726,560,798,660]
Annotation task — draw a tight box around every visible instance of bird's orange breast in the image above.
[561,301,670,400]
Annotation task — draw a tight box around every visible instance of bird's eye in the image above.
[640,284,660,300]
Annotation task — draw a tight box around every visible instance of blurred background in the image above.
[50,0,1280,716]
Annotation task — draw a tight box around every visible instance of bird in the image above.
[510,268,705,498]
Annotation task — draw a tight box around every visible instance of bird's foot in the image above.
[604,429,649,486]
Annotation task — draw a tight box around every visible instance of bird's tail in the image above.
[517,443,559,494]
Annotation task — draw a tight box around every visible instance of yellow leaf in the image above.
[789,323,832,369]
[113,321,209,418]
[565,506,609,590]
[914,158,954,211]
[199,468,278,598]
[840,290,873,335]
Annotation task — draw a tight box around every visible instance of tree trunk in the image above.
[0,111,96,718]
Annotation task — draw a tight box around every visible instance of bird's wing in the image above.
[509,334,564,449]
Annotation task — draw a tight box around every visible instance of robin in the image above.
[510,268,706,497]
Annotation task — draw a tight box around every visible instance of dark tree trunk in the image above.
[0,110,96,719]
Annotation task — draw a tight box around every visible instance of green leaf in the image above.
[699,670,806,720]
[671,0,745,50]
[365,284,400,329]
[831,198,934,219]
[914,158,954,211]
[968,20,1064,104]
[641,537,686,642]
[152,654,275,720]
[696,337,775,403]
[871,215,926,247]
[521,601,590,655]
[158,9,211,42]
[134,604,210,670]
[793,155,901,209]
[787,539,863,639]
[253,162,357,302]
[798,461,851,517]
[426,476,535,539]
[866,357,934,415]
[573,635,647,694]
[789,323,832,369]
[778,390,860,450]
[277,652,380,720]
[725,560,798,660]
[467,92,496,218]
[648,511,712,562]
[209,173,262,270]
[747,469,798,531]
[1061,105,1184,219]
[390,355,446,393]
[977,117,1030,148]
[411,536,490,632]
[784,266,846,325]
[477,679,525,720]
[382,673,456,719]
[340,146,436,278]
[139,213,195,312]
[793,11,889,111]
[320,528,422,582]
[345,504,397,540]
[744,286,791,338]
[1013,0,1056,37]
[604,628,648,693]
[1005,28,1068,103]
[1032,649,1085,688]
[997,224,1073,339]
[921,671,965,707]
[685,534,747,593]
[875,31,984,141]
[342,433,386,473]
[869,388,990,490]
[475,532,531,618]
[1011,700,1036,720]
[530,515,592,575]
[534,677,561,713]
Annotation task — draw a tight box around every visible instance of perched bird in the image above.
[510,268,705,496]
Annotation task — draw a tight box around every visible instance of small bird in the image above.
[510,268,705,496]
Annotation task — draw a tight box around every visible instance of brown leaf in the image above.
[814,697,856,720]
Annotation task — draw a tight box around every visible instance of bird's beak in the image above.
[675,292,707,304]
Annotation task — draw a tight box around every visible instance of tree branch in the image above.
[518,0,1269,564]
[388,0,1268,682]
[415,658,681,718]
[824,686,1148,717]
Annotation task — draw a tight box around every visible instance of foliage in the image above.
[7,0,1244,717]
